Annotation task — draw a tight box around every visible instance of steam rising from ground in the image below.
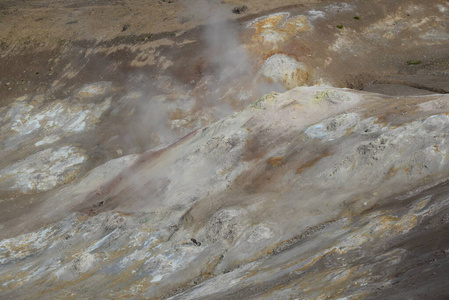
[200,0,252,82]
[100,0,291,210]
[195,0,285,101]
[116,0,284,154]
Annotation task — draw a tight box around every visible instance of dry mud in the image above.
[1,0,449,299]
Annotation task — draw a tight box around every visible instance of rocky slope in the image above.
[1,0,449,299]
[2,86,449,299]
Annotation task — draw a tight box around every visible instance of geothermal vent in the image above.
[0,0,449,299]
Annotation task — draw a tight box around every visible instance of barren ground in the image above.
[1,0,449,299]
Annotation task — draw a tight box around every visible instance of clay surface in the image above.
[1,0,449,299]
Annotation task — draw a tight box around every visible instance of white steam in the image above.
[117,0,285,155]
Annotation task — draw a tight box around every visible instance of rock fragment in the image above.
[232,5,248,14]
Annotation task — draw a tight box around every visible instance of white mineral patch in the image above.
[86,229,118,252]
[287,15,311,28]
[75,82,112,98]
[145,245,202,283]
[246,224,274,243]
[324,3,354,12]
[260,54,307,89]
[305,123,328,139]
[330,36,352,53]
[151,274,163,283]
[420,29,449,41]
[0,226,55,264]
[0,146,86,193]
[304,113,360,141]
[437,4,448,12]
[34,135,60,146]
[74,253,99,273]
[2,95,111,148]
[258,30,286,44]
[8,103,39,135]
[307,9,326,20]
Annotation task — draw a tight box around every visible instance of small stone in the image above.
[4,82,10,86]
[116,149,123,156]
[122,24,130,32]
[232,5,248,14]
[191,238,201,246]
